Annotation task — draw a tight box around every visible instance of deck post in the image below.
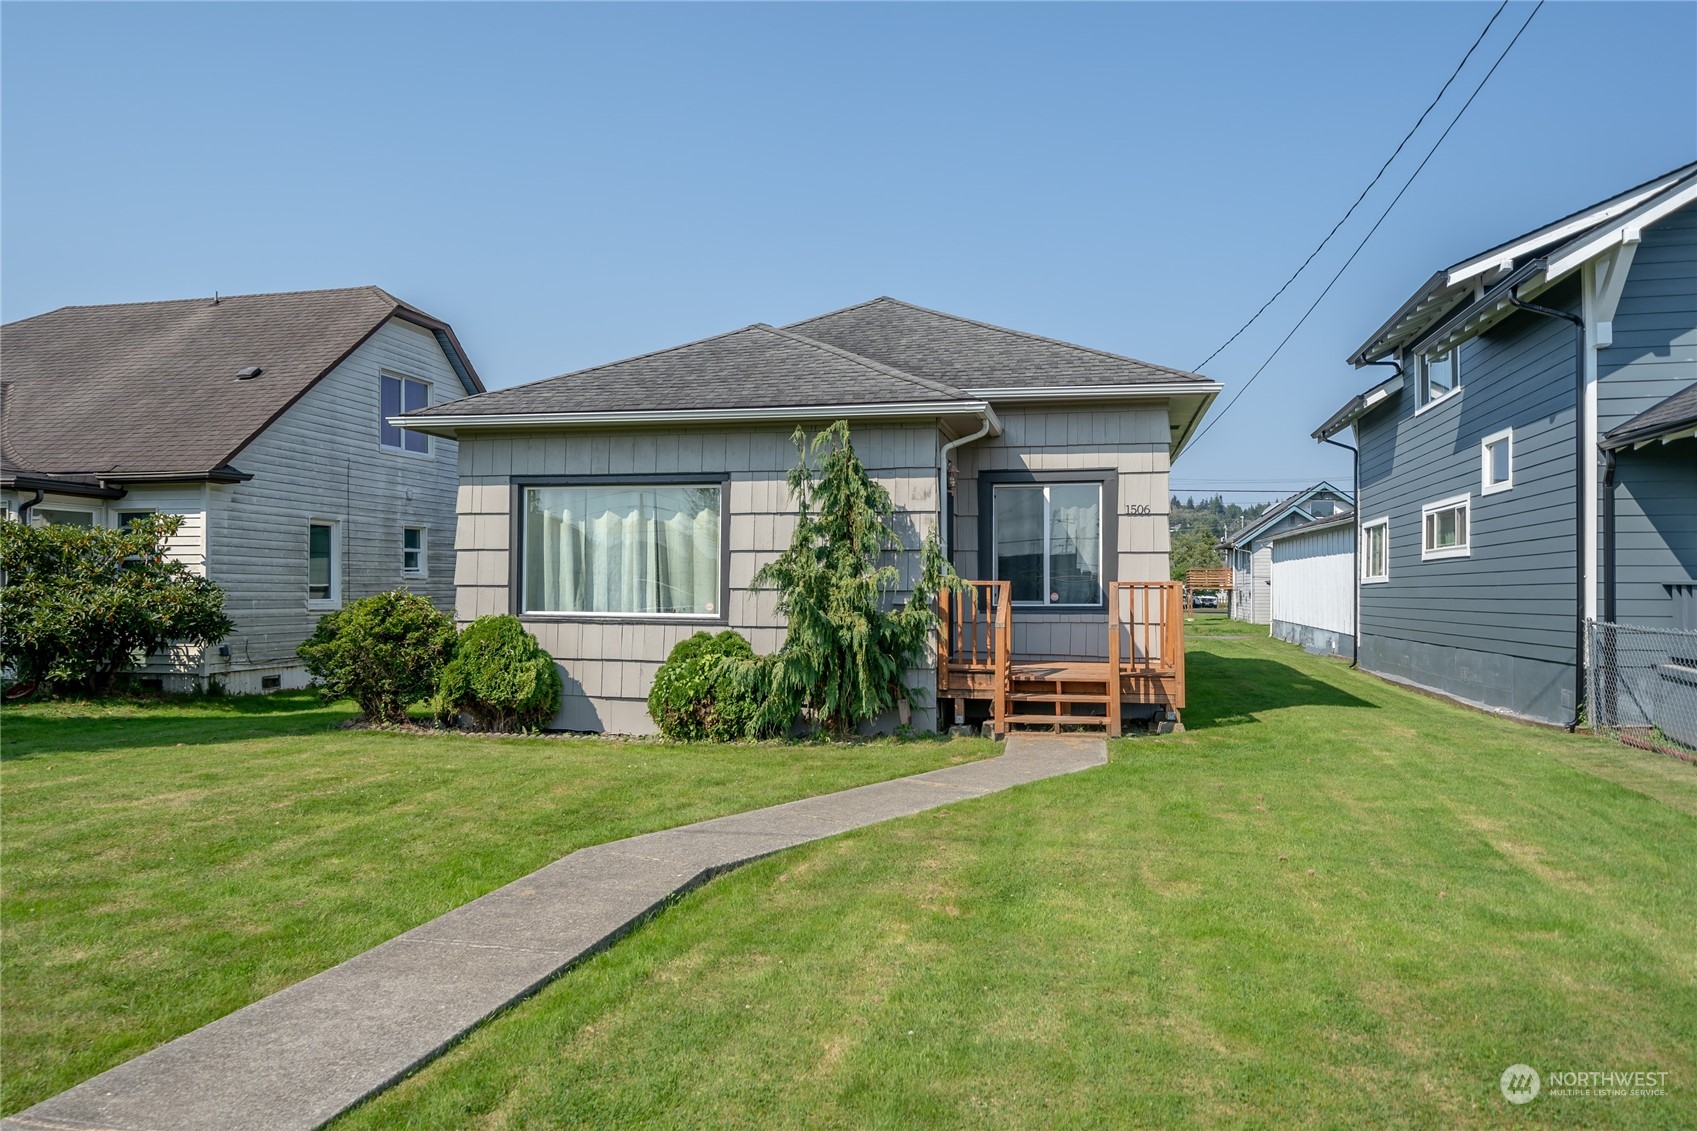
[936,587,951,696]
[993,581,1010,738]
[1106,582,1124,737]
[1168,581,1186,712]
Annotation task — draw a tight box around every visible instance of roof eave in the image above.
[393,399,995,438]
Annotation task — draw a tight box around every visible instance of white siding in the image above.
[455,421,941,734]
[204,317,467,690]
[1271,524,1355,638]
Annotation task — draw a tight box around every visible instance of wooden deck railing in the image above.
[937,581,1011,734]
[939,580,1185,732]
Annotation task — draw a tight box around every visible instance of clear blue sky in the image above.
[4,2,1693,501]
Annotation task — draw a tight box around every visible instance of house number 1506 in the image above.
[1125,504,1152,516]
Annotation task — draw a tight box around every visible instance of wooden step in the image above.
[1004,686,1113,696]
[1004,713,1112,727]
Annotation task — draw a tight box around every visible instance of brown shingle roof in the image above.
[1,286,481,480]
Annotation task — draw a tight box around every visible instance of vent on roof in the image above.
[235,366,263,381]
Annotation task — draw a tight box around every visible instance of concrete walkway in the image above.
[4,734,1106,1131]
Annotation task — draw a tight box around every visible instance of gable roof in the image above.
[0,286,483,482]
[783,297,1213,394]
[1602,381,1697,450]
[1348,162,1697,366]
[404,322,985,423]
[1221,481,1353,549]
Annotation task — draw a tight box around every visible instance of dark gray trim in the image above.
[976,468,1118,615]
[510,474,732,627]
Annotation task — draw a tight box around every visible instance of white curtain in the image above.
[525,487,718,614]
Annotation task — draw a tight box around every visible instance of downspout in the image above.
[1601,446,1618,729]
[15,487,45,523]
[1325,360,1402,668]
[1509,288,1587,731]
[937,407,999,565]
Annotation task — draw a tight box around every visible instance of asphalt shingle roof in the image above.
[1602,381,1697,449]
[784,297,1213,391]
[407,322,979,418]
[1,286,477,479]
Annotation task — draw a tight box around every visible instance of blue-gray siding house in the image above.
[1315,164,1697,725]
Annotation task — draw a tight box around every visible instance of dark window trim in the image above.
[977,468,1118,616]
[511,474,732,626]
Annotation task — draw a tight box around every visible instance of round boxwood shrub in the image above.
[649,630,767,742]
[297,590,456,724]
[433,615,561,732]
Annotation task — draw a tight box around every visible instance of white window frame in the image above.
[379,371,432,456]
[32,506,97,527]
[1361,517,1390,584]
[1415,349,1462,413]
[991,481,1105,608]
[308,519,342,609]
[1481,427,1514,495]
[402,525,427,579]
[1420,494,1471,561]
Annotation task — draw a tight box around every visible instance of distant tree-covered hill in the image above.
[1168,495,1272,581]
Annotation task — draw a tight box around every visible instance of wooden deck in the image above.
[937,580,1185,737]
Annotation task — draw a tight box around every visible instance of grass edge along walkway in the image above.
[1,735,1106,1131]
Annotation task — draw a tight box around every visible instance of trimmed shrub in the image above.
[648,630,768,742]
[296,590,456,724]
[0,515,233,695]
[432,615,561,732]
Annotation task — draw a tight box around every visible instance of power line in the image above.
[1188,0,1545,451]
[1190,0,1510,373]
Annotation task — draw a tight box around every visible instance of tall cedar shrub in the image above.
[754,421,964,738]
[433,615,562,732]
[0,515,233,695]
[647,630,769,741]
[297,590,456,724]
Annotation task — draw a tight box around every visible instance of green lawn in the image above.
[330,633,1697,1130]
[0,693,994,1115]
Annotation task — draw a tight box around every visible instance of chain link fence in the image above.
[1587,620,1697,762]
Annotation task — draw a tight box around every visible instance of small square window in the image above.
[403,526,425,576]
[1481,428,1513,495]
[1421,495,1470,560]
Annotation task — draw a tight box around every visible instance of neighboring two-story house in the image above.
[1315,164,1697,725]
[1,286,483,692]
[1219,482,1353,625]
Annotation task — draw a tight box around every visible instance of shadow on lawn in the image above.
[0,691,360,761]
[1181,650,1375,730]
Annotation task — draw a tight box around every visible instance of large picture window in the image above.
[380,374,429,453]
[993,483,1103,606]
[523,484,721,616]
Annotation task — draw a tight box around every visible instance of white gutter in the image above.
[964,381,1222,401]
[937,405,1003,563]
[391,400,990,432]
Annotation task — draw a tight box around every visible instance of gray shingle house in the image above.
[400,298,1221,734]
[1,286,484,692]
[1219,482,1352,625]
[1315,164,1697,724]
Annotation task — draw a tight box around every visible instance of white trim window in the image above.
[1420,494,1471,560]
[380,374,430,454]
[1418,348,1461,410]
[1481,428,1513,494]
[34,508,95,527]
[993,482,1104,606]
[1361,517,1390,583]
[522,484,721,616]
[403,526,427,578]
[308,521,341,607]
